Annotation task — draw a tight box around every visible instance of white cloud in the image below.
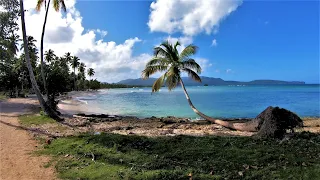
[211,39,217,47]
[226,69,233,73]
[95,29,108,39]
[148,0,242,36]
[13,0,151,83]
[165,35,193,52]
[195,58,212,73]
[215,69,220,73]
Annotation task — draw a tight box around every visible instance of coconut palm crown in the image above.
[142,41,202,92]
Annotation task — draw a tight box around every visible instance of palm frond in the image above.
[182,58,201,73]
[146,57,170,66]
[166,67,180,90]
[179,45,198,61]
[141,65,168,79]
[152,73,167,93]
[183,68,202,83]
[153,46,170,58]
[53,0,60,11]
[174,41,180,55]
[161,41,179,61]
[36,0,44,11]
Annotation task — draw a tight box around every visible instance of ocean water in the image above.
[75,85,320,119]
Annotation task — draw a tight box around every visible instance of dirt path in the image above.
[0,98,56,180]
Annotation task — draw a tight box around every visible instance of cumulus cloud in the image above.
[211,39,217,47]
[14,0,150,82]
[148,0,242,36]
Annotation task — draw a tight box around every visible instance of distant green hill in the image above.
[116,76,305,86]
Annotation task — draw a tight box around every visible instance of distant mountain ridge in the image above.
[116,76,305,86]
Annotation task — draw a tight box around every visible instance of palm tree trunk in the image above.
[20,0,61,120]
[40,0,51,98]
[73,67,76,91]
[179,79,257,132]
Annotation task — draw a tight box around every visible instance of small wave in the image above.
[139,89,144,91]
[75,97,88,104]
[77,99,88,104]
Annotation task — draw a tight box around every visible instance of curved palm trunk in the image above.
[179,79,257,132]
[20,0,61,121]
[40,0,51,97]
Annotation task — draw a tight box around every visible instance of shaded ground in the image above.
[0,98,56,180]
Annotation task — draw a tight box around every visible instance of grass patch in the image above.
[39,132,320,180]
[0,92,7,100]
[19,114,56,126]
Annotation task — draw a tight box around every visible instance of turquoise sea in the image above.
[75,85,320,119]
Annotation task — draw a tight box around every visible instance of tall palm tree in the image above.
[36,0,66,97]
[78,62,86,74]
[44,49,56,64]
[63,52,72,64]
[19,0,60,120]
[71,56,80,90]
[142,41,255,132]
[87,68,95,80]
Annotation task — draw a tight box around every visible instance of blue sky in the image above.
[21,0,319,83]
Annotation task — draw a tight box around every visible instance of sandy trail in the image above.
[0,98,56,180]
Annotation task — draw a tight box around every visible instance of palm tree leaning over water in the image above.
[19,0,60,120]
[142,41,257,132]
[36,0,66,97]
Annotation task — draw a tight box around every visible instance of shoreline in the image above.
[57,91,320,120]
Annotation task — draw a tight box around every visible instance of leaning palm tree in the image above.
[71,56,80,90]
[142,41,257,132]
[87,68,95,80]
[19,0,60,120]
[36,0,66,97]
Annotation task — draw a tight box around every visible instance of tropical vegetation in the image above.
[0,0,102,118]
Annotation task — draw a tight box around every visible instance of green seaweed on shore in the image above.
[39,132,320,180]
